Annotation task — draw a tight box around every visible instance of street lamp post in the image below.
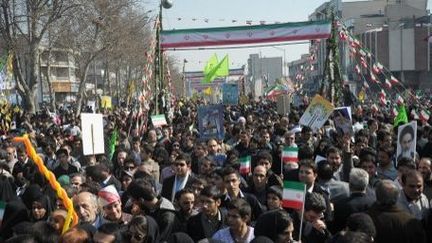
[154,0,173,115]
[182,59,187,96]
[399,22,405,83]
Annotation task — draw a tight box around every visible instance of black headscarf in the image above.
[21,184,52,221]
[0,201,29,240]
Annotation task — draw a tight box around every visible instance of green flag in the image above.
[394,105,408,127]
[203,54,219,75]
[108,129,118,160]
[202,55,229,83]
[215,55,229,76]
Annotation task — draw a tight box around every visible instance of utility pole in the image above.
[154,0,173,115]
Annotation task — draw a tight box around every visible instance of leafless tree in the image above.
[0,0,79,113]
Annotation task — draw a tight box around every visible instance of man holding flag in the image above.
[292,192,332,243]
[282,178,331,243]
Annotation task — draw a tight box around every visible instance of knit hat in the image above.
[58,175,70,187]
[98,185,120,207]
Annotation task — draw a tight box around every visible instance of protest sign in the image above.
[299,95,334,132]
[396,121,417,162]
[198,104,224,140]
[333,106,353,135]
[81,113,105,155]
[222,83,239,105]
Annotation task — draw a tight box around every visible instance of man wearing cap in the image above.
[98,185,132,226]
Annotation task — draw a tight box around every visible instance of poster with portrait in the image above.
[222,83,239,105]
[396,121,417,162]
[198,104,225,140]
[333,106,353,135]
[299,95,335,132]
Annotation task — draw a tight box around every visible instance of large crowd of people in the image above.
[0,95,431,243]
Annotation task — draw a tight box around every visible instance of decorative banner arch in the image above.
[161,20,331,49]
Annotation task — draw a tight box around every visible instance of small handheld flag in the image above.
[283,181,306,210]
[239,156,251,175]
[282,146,299,164]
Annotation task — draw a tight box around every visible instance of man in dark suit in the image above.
[86,163,121,192]
[332,168,374,233]
[161,153,195,202]
[367,180,426,243]
[298,160,333,223]
[187,185,225,242]
[220,166,264,221]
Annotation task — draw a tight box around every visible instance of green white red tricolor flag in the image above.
[161,20,331,49]
[283,181,306,210]
[282,146,299,164]
[151,114,167,127]
[239,156,251,174]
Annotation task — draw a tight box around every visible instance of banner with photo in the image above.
[198,104,224,140]
[333,106,353,135]
[222,83,239,105]
[396,121,417,162]
[299,95,334,132]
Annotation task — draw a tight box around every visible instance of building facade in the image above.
[39,47,79,103]
[247,54,283,98]
[293,0,431,94]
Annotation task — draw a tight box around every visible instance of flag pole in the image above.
[280,147,284,177]
[298,184,306,242]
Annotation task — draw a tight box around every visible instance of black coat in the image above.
[101,175,122,192]
[312,184,333,223]
[186,211,225,242]
[221,191,264,221]
[331,192,374,233]
[161,174,195,202]
[368,203,426,243]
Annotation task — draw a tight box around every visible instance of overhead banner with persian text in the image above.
[161,20,331,49]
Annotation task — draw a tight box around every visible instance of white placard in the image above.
[81,113,105,155]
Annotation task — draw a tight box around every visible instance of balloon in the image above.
[13,135,78,234]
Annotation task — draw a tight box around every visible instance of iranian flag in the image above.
[151,114,167,127]
[239,156,251,174]
[283,181,306,210]
[282,146,299,164]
